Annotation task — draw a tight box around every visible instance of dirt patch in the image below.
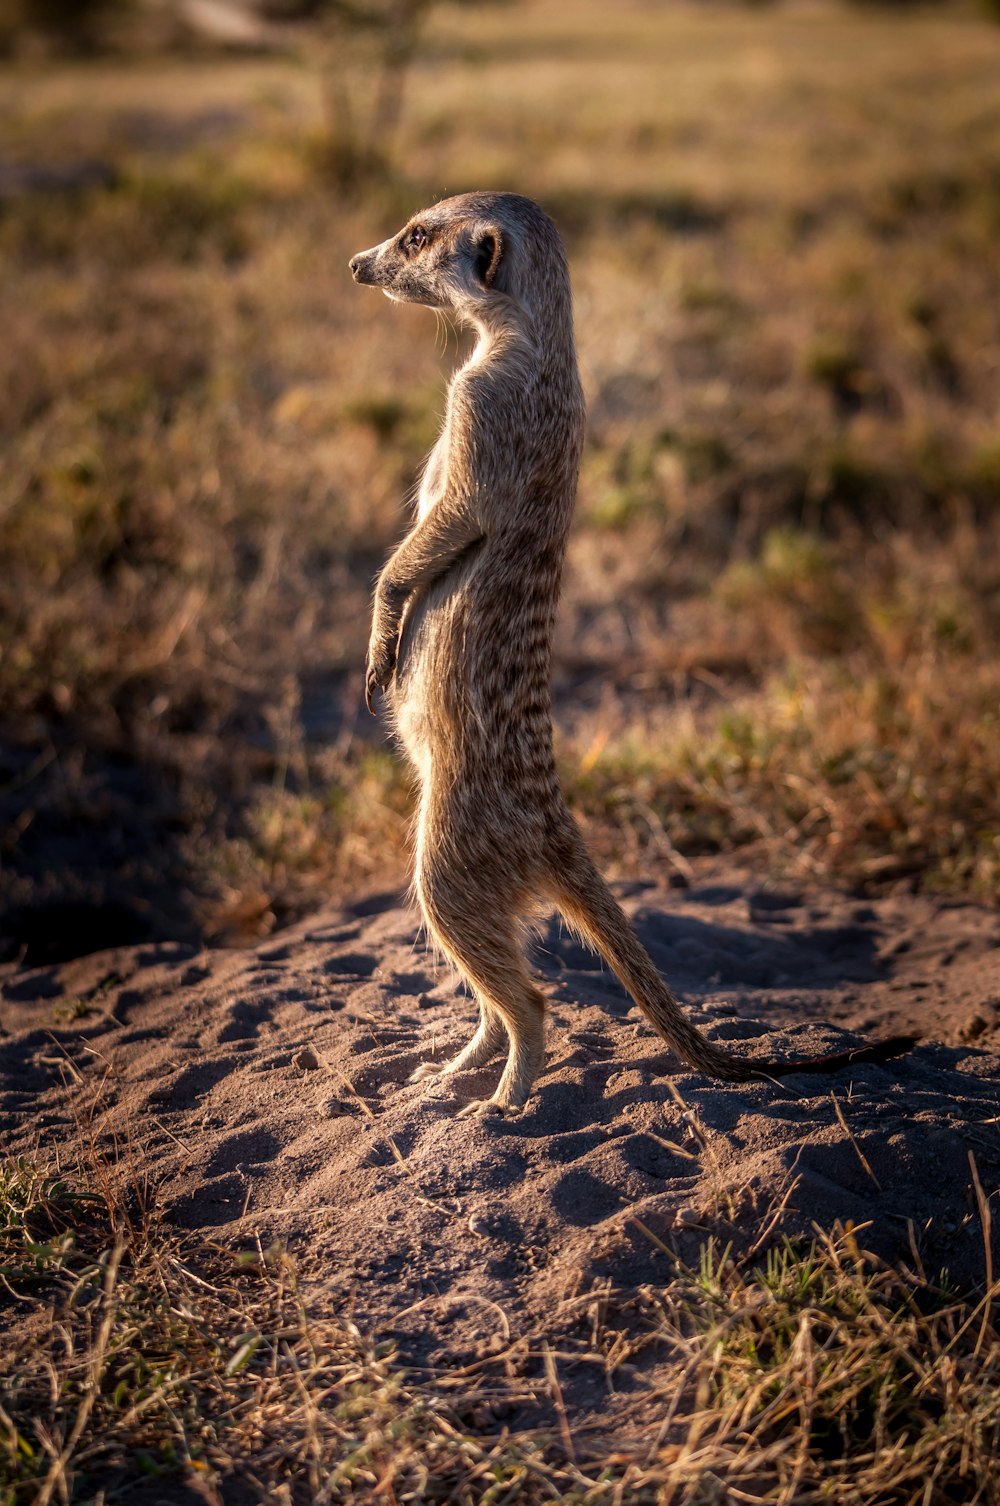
[3,865,999,1438]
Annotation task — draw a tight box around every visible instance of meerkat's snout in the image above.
[349,250,378,284]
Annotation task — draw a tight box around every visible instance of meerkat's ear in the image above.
[474,225,503,288]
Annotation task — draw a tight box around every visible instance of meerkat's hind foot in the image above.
[455,1097,521,1120]
[409,1061,445,1084]
[455,1062,535,1118]
[409,1026,507,1087]
[411,1011,507,1088]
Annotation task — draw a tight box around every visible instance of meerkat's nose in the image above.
[351,249,381,285]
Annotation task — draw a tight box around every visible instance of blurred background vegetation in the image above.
[1,0,998,964]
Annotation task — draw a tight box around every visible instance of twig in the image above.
[968,1151,994,1357]
[831,1092,881,1190]
[745,1175,802,1261]
[542,1343,575,1465]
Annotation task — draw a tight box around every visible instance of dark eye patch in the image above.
[403,225,429,253]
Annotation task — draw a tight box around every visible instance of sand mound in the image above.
[3,869,999,1422]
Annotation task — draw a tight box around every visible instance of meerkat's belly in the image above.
[390,543,554,786]
[389,557,481,776]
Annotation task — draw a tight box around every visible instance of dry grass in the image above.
[637,1228,1000,1505]
[3,1145,999,1504]
[565,524,1000,899]
[1,0,999,958]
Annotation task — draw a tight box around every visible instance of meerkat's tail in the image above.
[546,836,917,1082]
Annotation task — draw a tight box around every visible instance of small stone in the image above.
[293,1045,321,1071]
[675,1206,704,1230]
[467,1213,488,1235]
[326,1096,355,1116]
[963,1011,992,1041]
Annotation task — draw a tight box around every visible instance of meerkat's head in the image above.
[349,191,567,326]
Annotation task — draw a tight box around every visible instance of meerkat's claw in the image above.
[365,647,396,715]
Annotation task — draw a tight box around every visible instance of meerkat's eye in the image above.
[403,225,429,253]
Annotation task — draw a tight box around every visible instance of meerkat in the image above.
[349,191,914,1115]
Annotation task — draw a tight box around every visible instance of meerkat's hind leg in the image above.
[415,871,547,1114]
[409,1002,507,1084]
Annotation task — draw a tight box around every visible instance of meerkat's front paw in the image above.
[365,638,397,714]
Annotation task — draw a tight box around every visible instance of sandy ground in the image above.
[2,865,1000,1438]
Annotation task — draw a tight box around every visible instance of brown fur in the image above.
[349,192,915,1114]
